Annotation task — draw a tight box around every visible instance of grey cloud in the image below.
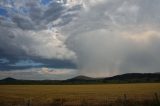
[2,0,160,79]
[43,2,65,22]
[0,0,81,30]
[64,0,160,77]
[0,0,81,73]
[0,25,77,71]
[11,14,35,30]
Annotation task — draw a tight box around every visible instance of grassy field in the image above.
[0,83,160,106]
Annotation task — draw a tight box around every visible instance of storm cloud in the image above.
[64,0,160,77]
[0,0,160,79]
[0,0,80,77]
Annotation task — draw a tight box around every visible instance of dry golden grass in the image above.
[0,83,160,106]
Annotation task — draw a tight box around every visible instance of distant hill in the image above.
[0,73,160,85]
[69,75,94,80]
[1,77,17,81]
[103,73,160,83]
[63,75,102,84]
[66,75,97,81]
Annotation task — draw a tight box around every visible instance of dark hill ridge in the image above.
[66,75,96,81]
[63,75,103,84]
[0,73,160,84]
[103,73,160,83]
[1,77,17,81]
[105,73,160,80]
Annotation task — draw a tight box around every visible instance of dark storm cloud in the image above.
[0,25,77,70]
[0,58,77,71]
[0,0,80,72]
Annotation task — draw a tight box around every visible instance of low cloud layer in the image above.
[0,68,76,80]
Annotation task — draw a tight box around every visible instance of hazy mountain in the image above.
[1,77,17,81]
[67,75,95,80]
[103,73,160,83]
[0,73,160,85]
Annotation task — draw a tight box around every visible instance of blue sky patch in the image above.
[10,59,44,67]
[0,8,8,17]
[41,0,53,5]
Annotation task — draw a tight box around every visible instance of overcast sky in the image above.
[0,0,160,80]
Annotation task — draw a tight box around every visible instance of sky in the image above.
[0,0,160,80]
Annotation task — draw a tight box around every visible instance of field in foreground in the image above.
[0,83,160,106]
